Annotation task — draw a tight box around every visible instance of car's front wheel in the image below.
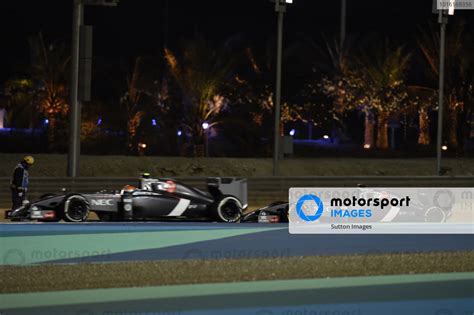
[212,195,243,223]
[63,195,90,222]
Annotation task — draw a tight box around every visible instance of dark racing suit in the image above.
[10,162,29,210]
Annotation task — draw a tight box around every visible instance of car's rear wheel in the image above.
[213,195,242,223]
[63,195,90,222]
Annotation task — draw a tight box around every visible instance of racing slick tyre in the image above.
[212,195,243,223]
[63,195,90,222]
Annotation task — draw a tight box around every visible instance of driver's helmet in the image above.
[140,173,155,190]
[123,185,136,192]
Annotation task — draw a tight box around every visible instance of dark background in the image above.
[1,0,472,84]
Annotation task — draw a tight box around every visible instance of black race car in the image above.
[242,201,289,223]
[6,177,247,223]
[242,187,454,223]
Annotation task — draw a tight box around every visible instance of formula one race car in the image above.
[6,176,247,223]
[240,187,454,223]
[241,201,289,223]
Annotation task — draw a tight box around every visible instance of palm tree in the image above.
[29,33,70,122]
[239,41,304,133]
[29,33,70,149]
[418,20,473,149]
[313,36,378,147]
[406,85,437,145]
[120,57,148,153]
[164,35,238,155]
[3,78,38,128]
[358,42,411,149]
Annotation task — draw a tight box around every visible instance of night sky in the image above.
[0,0,472,84]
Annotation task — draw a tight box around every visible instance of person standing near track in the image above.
[10,156,34,210]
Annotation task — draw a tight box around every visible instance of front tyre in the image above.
[212,195,243,223]
[63,195,90,222]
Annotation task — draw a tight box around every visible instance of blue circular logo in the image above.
[296,194,324,222]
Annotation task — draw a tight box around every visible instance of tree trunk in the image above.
[447,109,458,149]
[418,109,430,145]
[127,119,136,154]
[376,111,389,149]
[127,111,144,154]
[364,112,374,149]
[193,144,205,157]
[47,117,57,153]
[307,120,313,140]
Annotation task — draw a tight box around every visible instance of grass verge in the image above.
[1,251,473,294]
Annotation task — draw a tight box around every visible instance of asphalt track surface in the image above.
[1,222,474,265]
[1,273,473,315]
[1,222,473,315]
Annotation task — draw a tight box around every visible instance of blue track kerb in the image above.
[296,194,324,222]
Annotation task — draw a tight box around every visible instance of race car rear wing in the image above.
[207,177,248,209]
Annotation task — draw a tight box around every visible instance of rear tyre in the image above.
[63,195,90,222]
[212,195,243,223]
